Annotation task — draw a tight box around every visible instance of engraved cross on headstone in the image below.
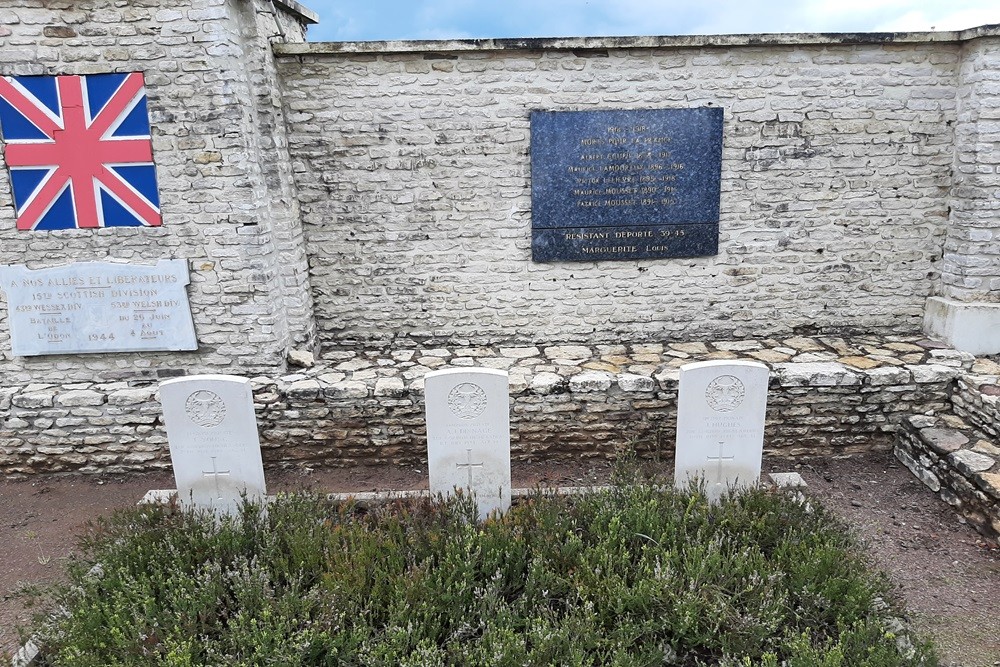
[455,448,484,487]
[202,456,231,500]
[706,441,735,487]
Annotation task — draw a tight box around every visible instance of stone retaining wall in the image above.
[1,5,999,477]
[0,335,973,475]
[951,367,1000,438]
[895,412,1000,539]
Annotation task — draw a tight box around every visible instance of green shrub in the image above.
[28,482,936,666]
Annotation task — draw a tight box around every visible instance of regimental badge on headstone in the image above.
[160,375,267,515]
[424,368,512,520]
[0,72,161,230]
[674,360,770,502]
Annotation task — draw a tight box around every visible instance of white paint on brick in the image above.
[0,0,316,385]
[0,6,999,472]
[276,36,1000,348]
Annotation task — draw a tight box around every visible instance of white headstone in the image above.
[674,360,770,502]
[160,375,266,515]
[425,368,511,520]
[0,259,196,356]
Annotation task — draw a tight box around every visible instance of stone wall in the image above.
[943,32,1000,303]
[277,35,971,349]
[952,371,1000,438]
[1,5,1000,476]
[895,412,1000,539]
[0,335,968,474]
[0,0,317,386]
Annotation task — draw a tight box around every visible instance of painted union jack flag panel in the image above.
[0,72,161,230]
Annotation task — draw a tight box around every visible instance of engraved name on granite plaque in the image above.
[531,108,723,262]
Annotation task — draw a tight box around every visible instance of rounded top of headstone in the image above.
[679,359,769,373]
[424,367,509,380]
[159,374,253,389]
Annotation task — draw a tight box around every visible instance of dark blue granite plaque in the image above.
[531,108,723,262]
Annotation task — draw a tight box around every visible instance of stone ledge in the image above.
[0,335,986,475]
[272,335,974,399]
[275,23,1000,57]
[142,474,807,507]
[895,414,1000,540]
[272,0,319,25]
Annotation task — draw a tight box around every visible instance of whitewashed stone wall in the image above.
[0,335,969,474]
[2,5,1000,475]
[277,34,984,349]
[944,32,1000,302]
[0,0,317,386]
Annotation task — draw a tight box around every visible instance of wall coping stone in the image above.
[4,335,967,400]
[257,335,973,399]
[275,23,1000,57]
[271,0,319,25]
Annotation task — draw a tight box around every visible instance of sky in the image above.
[305,0,1000,42]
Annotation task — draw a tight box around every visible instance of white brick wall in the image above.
[0,0,316,384]
[944,35,1000,301]
[277,35,990,349]
[1,6,999,473]
[3,8,997,371]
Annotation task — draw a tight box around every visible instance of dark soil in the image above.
[787,452,1000,667]
[2,453,998,665]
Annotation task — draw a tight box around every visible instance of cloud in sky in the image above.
[307,0,1000,42]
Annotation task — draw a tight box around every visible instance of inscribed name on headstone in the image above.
[0,259,196,356]
[425,368,511,520]
[531,107,723,262]
[674,360,769,502]
[160,375,266,515]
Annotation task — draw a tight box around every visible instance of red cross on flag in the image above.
[0,72,162,230]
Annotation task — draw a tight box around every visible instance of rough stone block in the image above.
[973,470,1000,500]
[544,346,592,361]
[107,388,157,406]
[774,362,860,387]
[921,428,969,455]
[894,445,942,492]
[907,364,959,384]
[374,377,406,397]
[287,379,322,399]
[56,390,106,407]
[948,449,996,476]
[864,366,912,386]
[12,393,54,409]
[569,371,613,393]
[325,381,369,399]
[617,373,655,392]
[530,372,565,395]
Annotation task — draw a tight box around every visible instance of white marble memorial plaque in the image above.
[425,368,511,520]
[0,259,196,356]
[160,375,266,515]
[674,360,769,502]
